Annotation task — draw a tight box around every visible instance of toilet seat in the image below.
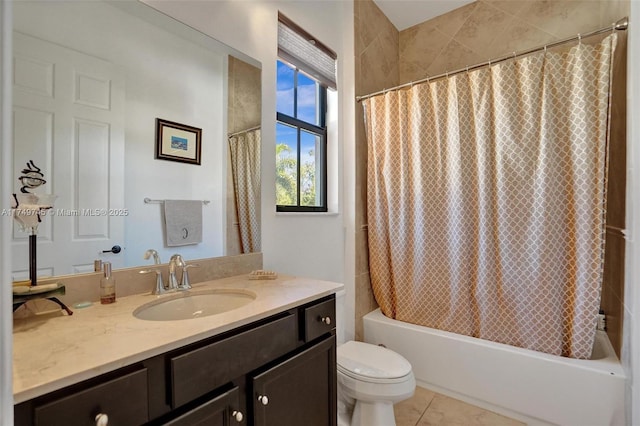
[337,341,412,384]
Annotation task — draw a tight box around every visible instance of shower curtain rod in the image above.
[228,125,261,138]
[356,17,628,103]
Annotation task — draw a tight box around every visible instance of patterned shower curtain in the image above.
[363,34,617,359]
[229,128,261,253]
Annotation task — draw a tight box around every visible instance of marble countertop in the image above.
[13,274,343,404]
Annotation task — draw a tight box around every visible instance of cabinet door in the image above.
[252,335,336,426]
[164,387,243,426]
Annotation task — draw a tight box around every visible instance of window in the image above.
[276,60,327,211]
[276,13,336,213]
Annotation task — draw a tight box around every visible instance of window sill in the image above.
[275,211,340,217]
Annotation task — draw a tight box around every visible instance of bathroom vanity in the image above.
[13,275,341,426]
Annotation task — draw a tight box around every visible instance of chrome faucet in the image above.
[180,263,200,290]
[143,249,161,265]
[168,254,185,290]
[139,268,166,295]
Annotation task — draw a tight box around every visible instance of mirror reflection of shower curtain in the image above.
[229,128,261,253]
[363,34,617,359]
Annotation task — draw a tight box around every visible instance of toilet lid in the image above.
[337,341,412,380]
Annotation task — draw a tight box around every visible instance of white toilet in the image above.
[337,341,416,426]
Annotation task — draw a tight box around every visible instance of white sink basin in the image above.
[133,289,256,321]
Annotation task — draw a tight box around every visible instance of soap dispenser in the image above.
[100,262,116,304]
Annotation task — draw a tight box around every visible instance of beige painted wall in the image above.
[354,0,629,351]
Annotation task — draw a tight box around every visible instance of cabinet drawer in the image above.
[170,313,297,408]
[33,368,148,426]
[304,298,336,342]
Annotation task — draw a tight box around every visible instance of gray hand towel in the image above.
[163,200,203,247]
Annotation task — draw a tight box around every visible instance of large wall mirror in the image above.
[11,0,261,279]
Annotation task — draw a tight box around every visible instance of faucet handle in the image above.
[139,269,166,295]
[178,263,200,290]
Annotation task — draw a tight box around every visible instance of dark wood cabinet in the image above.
[252,335,336,426]
[163,387,242,426]
[15,294,336,426]
[32,368,148,426]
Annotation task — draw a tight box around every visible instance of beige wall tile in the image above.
[355,0,397,337]
[487,15,557,58]
[427,1,479,38]
[516,1,601,39]
[599,0,629,27]
[485,0,528,16]
[426,39,484,78]
[399,22,450,82]
[454,2,509,54]
[399,0,627,81]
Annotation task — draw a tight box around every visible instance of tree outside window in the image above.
[276,60,327,212]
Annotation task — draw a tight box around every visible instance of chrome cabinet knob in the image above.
[257,394,269,405]
[231,410,244,422]
[95,413,108,426]
[321,316,331,325]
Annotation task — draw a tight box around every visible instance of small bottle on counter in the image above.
[100,262,116,304]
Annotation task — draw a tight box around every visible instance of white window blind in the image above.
[278,13,337,90]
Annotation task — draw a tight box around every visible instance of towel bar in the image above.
[144,197,210,205]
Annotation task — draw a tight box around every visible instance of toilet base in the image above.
[351,400,396,426]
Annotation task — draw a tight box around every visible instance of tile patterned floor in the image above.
[394,386,525,426]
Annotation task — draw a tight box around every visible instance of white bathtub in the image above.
[363,308,625,426]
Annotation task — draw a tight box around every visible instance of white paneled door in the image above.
[12,32,125,279]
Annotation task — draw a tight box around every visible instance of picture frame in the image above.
[155,118,202,165]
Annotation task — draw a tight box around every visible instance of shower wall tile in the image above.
[454,2,508,54]
[399,0,629,83]
[399,22,448,83]
[602,231,625,357]
[425,39,484,79]
[427,2,479,38]
[600,0,630,27]
[602,31,627,357]
[490,16,557,58]
[607,32,628,229]
[355,271,377,341]
[484,0,528,16]
[517,1,601,39]
[354,0,398,339]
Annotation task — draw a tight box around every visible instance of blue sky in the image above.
[276,61,318,163]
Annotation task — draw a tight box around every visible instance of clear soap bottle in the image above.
[100,262,116,304]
